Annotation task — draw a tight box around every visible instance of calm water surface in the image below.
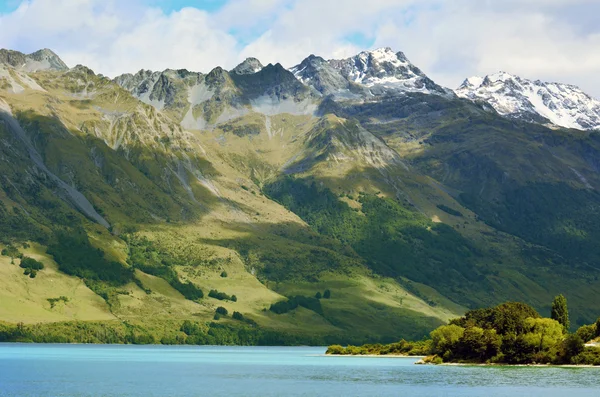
[0,344,599,396]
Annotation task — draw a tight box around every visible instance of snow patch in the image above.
[188,82,214,105]
[250,96,317,116]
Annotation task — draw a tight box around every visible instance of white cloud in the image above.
[0,0,239,76]
[0,0,599,97]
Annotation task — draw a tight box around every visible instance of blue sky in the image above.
[0,0,599,97]
[147,0,228,13]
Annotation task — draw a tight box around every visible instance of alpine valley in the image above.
[1,46,600,345]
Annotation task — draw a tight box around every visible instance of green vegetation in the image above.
[47,296,69,309]
[264,177,482,303]
[269,295,323,315]
[216,307,228,316]
[19,257,44,271]
[551,294,570,332]
[125,234,204,300]
[436,204,463,217]
[328,298,600,365]
[328,295,600,365]
[20,256,44,278]
[48,228,132,285]
[208,289,236,302]
[326,340,430,356]
[1,245,22,259]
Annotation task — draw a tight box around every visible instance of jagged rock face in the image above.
[456,72,600,130]
[0,48,68,72]
[232,63,310,100]
[291,47,450,98]
[231,58,264,75]
[290,55,354,96]
[114,69,202,110]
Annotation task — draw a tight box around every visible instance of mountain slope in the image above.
[0,49,462,343]
[456,72,600,130]
[2,46,600,343]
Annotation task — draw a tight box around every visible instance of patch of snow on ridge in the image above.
[250,96,317,116]
[188,83,214,105]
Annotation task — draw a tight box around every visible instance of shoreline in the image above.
[323,353,424,358]
[439,362,600,368]
[326,354,600,366]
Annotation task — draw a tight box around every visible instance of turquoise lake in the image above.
[0,344,599,396]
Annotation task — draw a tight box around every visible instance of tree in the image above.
[595,318,600,338]
[522,317,564,352]
[551,294,570,332]
[232,311,244,321]
[323,289,331,299]
[315,292,322,299]
[216,307,228,315]
[560,334,584,363]
[430,324,464,355]
[576,324,596,343]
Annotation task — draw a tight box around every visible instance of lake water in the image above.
[0,344,599,396]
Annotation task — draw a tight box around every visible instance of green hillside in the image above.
[1,51,600,345]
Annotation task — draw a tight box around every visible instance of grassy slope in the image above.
[0,244,115,323]
[3,64,600,342]
[0,69,460,341]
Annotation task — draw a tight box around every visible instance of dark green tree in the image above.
[216,306,228,315]
[550,294,570,332]
[323,289,331,299]
[595,318,600,338]
[315,292,322,299]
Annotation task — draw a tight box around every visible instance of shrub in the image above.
[269,295,323,315]
[232,311,244,321]
[1,245,22,258]
[213,313,221,320]
[323,289,331,299]
[20,257,44,271]
[326,344,345,354]
[430,324,464,355]
[209,289,235,301]
[216,307,228,316]
[180,320,201,336]
[576,324,597,343]
[220,271,228,278]
[315,292,322,299]
[47,296,69,308]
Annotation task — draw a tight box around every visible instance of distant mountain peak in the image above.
[0,48,68,72]
[231,57,264,75]
[456,72,600,130]
[291,47,449,97]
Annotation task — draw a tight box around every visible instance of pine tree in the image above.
[551,294,570,332]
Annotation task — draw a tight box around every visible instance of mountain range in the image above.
[1,47,600,344]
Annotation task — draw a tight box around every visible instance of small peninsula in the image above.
[327,296,600,366]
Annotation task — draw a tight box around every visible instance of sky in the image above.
[1,0,599,97]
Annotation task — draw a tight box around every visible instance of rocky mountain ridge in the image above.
[456,71,600,130]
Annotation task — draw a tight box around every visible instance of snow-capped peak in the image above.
[456,72,600,130]
[290,47,448,97]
